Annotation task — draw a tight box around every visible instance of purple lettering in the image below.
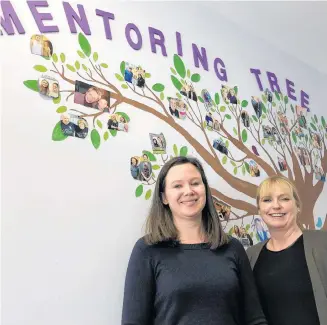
[266,71,281,93]
[96,9,115,40]
[213,58,227,82]
[0,1,25,35]
[27,1,58,33]
[148,27,167,57]
[125,23,142,50]
[176,31,183,56]
[63,2,90,35]
[250,68,263,91]
[300,90,310,111]
[286,79,296,101]
[192,44,208,71]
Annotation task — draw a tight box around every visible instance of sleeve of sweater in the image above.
[121,238,155,325]
[232,238,268,325]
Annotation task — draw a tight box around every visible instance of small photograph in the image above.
[149,133,166,154]
[271,127,282,144]
[213,198,231,222]
[277,111,289,134]
[262,125,273,138]
[60,113,89,139]
[265,88,273,103]
[38,75,60,99]
[296,105,307,129]
[168,97,187,119]
[139,154,153,182]
[74,80,110,110]
[221,85,237,105]
[201,89,214,111]
[213,139,228,155]
[294,125,305,138]
[309,130,322,149]
[251,96,263,118]
[252,217,270,242]
[30,34,53,58]
[314,165,326,182]
[241,111,250,128]
[232,225,253,249]
[249,160,260,177]
[130,156,141,180]
[205,112,214,128]
[296,146,310,166]
[107,114,129,132]
[180,81,197,102]
[124,62,146,88]
[278,157,287,171]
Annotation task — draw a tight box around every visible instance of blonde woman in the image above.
[247,175,327,325]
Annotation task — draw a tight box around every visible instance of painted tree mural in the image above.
[24,33,327,231]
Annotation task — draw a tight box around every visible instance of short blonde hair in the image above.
[256,175,302,212]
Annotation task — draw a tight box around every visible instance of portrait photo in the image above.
[30,34,53,58]
[38,75,60,99]
[149,133,167,154]
[168,97,187,119]
[124,62,146,88]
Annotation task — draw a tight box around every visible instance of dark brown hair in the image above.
[144,156,229,249]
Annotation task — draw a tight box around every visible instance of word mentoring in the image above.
[1,1,310,108]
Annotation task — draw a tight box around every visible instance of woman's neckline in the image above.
[265,234,303,253]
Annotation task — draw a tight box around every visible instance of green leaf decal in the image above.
[52,122,68,141]
[96,120,103,129]
[75,61,80,70]
[66,64,76,72]
[274,91,280,101]
[292,131,297,144]
[152,83,165,92]
[120,61,125,75]
[242,165,246,176]
[77,50,85,59]
[241,100,248,108]
[173,144,178,156]
[115,73,124,82]
[104,131,109,141]
[135,184,143,197]
[145,72,151,78]
[180,146,188,157]
[100,63,108,68]
[233,127,238,136]
[215,92,220,105]
[234,86,238,95]
[252,115,258,122]
[198,96,204,103]
[142,150,156,162]
[60,53,66,63]
[245,162,250,174]
[171,75,183,91]
[33,65,47,72]
[187,69,191,78]
[56,106,67,113]
[291,104,295,113]
[222,155,228,165]
[23,80,38,92]
[78,33,91,57]
[145,189,152,200]
[262,103,267,114]
[91,129,101,149]
[225,114,232,120]
[321,116,326,128]
[261,94,267,103]
[233,167,238,175]
[160,92,165,100]
[93,52,99,62]
[52,53,58,62]
[284,95,288,104]
[116,111,130,122]
[314,114,318,123]
[176,93,182,99]
[191,73,200,82]
[173,54,186,78]
[82,64,88,71]
[170,67,177,75]
[220,106,226,112]
[110,129,117,137]
[310,123,317,131]
[53,94,61,104]
[242,129,248,143]
[152,164,161,170]
[121,84,128,89]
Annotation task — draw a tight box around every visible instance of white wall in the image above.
[1,2,326,325]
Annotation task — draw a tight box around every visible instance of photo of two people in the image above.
[130,154,153,182]
[241,111,250,128]
[213,139,228,155]
[38,76,59,99]
[221,85,237,105]
[213,198,231,222]
[249,160,260,177]
[60,113,89,139]
[30,35,53,58]
[149,133,166,154]
[124,63,146,88]
[205,113,220,131]
[296,146,310,166]
[251,96,263,118]
[201,89,214,111]
[74,81,110,111]
[107,114,129,132]
[180,82,197,102]
[168,98,187,119]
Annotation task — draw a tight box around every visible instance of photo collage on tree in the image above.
[30,34,53,58]
[149,133,166,154]
[168,97,187,119]
[124,62,146,88]
[60,112,89,139]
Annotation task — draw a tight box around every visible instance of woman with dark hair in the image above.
[122,156,268,325]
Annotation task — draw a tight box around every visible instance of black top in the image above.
[122,237,267,325]
[253,235,320,325]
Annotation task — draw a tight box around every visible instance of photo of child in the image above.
[124,63,146,88]
[38,76,60,99]
[74,80,110,110]
[149,133,167,154]
[30,35,53,58]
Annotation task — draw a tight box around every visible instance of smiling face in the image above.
[258,182,299,231]
[162,163,206,223]
[85,88,100,104]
